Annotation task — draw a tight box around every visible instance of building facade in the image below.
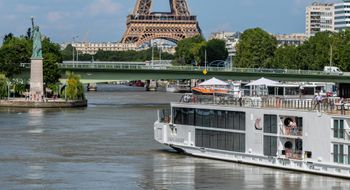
[273,33,308,47]
[209,32,241,58]
[334,0,350,31]
[306,2,335,36]
[72,42,138,55]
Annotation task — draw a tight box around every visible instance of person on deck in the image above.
[313,92,323,111]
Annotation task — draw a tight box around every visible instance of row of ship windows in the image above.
[173,108,245,131]
[195,129,245,152]
[194,129,288,157]
[173,108,303,135]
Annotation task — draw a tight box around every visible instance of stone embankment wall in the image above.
[0,99,87,108]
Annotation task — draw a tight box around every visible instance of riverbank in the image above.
[0,98,87,108]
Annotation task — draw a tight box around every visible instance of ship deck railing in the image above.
[179,93,350,115]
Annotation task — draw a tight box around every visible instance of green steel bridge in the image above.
[20,62,350,84]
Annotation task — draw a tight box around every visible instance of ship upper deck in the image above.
[176,93,350,116]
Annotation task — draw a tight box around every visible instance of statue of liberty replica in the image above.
[29,17,44,97]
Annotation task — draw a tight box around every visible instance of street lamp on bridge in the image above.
[72,36,79,67]
[151,41,157,68]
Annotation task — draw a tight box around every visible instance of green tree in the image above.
[11,78,26,97]
[234,28,277,68]
[332,29,350,71]
[42,38,62,86]
[206,39,228,63]
[0,74,8,99]
[65,72,85,100]
[190,41,206,66]
[175,35,206,65]
[273,46,299,69]
[0,37,31,77]
[297,31,333,70]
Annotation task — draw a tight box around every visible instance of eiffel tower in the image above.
[121,0,201,46]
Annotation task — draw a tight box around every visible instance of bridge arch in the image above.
[135,33,186,46]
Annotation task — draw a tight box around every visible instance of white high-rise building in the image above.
[306,2,335,36]
[334,0,350,31]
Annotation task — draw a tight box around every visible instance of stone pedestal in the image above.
[30,58,44,95]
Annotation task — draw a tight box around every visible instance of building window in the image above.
[333,144,344,164]
[333,119,344,139]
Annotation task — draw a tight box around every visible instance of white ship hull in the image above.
[154,96,350,178]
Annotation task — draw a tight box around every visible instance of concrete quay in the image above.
[0,98,87,108]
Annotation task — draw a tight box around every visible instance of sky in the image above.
[0,0,341,43]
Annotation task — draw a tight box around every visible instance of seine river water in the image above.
[1,85,350,190]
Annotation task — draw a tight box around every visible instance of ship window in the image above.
[195,129,203,147]
[195,129,245,152]
[348,145,350,165]
[226,132,234,151]
[173,108,195,126]
[239,112,246,131]
[295,117,303,132]
[240,134,246,152]
[226,111,234,130]
[195,109,203,126]
[173,108,182,125]
[217,111,226,129]
[210,131,218,149]
[334,119,344,139]
[217,131,226,150]
[264,115,277,134]
[202,130,211,148]
[182,109,189,125]
[202,110,210,127]
[333,144,344,164]
[188,108,195,126]
[210,110,218,128]
[233,112,240,130]
[264,136,277,156]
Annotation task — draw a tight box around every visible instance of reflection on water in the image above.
[140,151,350,190]
[0,85,350,189]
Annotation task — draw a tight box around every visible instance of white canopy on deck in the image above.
[246,77,279,86]
[199,77,228,86]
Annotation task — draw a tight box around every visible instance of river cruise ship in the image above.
[154,93,350,178]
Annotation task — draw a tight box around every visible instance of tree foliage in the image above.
[0,36,31,77]
[0,32,62,88]
[0,74,8,99]
[174,35,228,66]
[270,30,350,71]
[234,28,277,68]
[42,38,62,85]
[206,39,228,64]
[272,45,299,69]
[175,35,206,65]
[65,72,84,100]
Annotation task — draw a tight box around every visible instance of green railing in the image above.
[20,62,345,76]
